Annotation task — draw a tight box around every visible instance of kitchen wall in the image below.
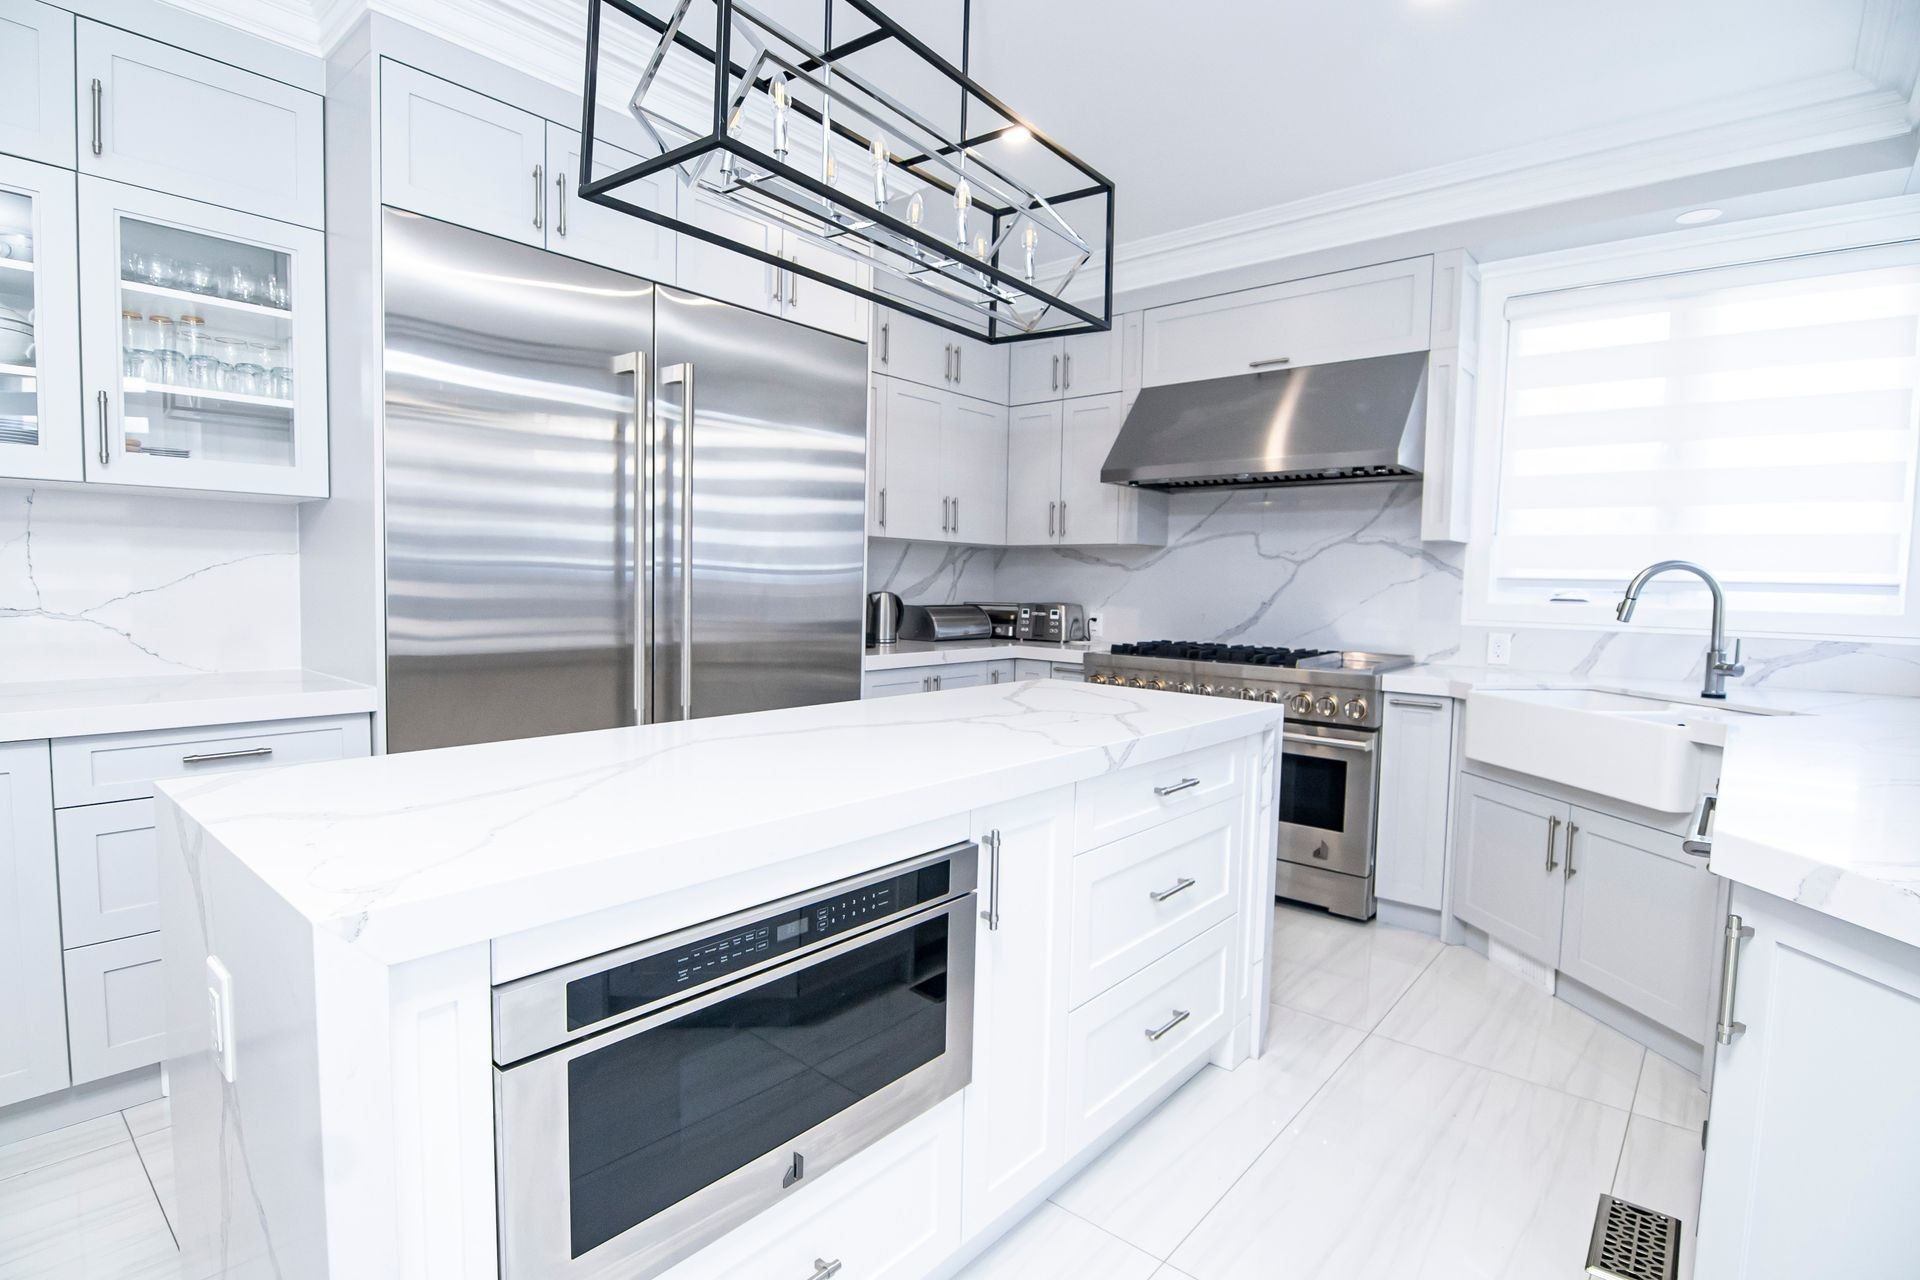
[0,485,302,683]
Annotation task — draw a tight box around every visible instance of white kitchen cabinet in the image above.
[1007,337,1060,405]
[78,178,329,498]
[1006,400,1062,543]
[1452,772,1566,967]
[55,798,157,948]
[863,660,1014,698]
[0,0,75,168]
[1558,807,1718,1040]
[870,374,1007,545]
[779,234,869,340]
[1696,886,1920,1280]
[1141,257,1433,387]
[544,123,675,282]
[78,21,324,229]
[1374,694,1455,911]
[1005,392,1163,547]
[963,790,1072,1236]
[872,306,1007,400]
[50,713,371,807]
[1420,249,1479,542]
[64,931,164,1085]
[867,380,887,536]
[0,741,65,1108]
[1008,326,1125,405]
[945,393,1007,543]
[1049,663,1085,683]
[381,62,546,248]
[0,152,82,483]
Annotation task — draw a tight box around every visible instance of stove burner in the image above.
[1108,641,1337,668]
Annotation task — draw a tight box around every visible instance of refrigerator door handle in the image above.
[613,351,650,723]
[663,362,696,720]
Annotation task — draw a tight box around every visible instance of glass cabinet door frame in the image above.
[0,152,82,483]
[77,176,328,499]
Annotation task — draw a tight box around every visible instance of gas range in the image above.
[1084,642,1412,731]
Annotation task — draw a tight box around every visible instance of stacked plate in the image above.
[0,304,32,367]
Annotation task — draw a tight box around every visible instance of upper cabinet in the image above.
[1006,392,1164,547]
[0,0,75,168]
[1141,257,1433,387]
[545,123,675,283]
[1008,325,1125,405]
[872,306,1008,400]
[869,374,1006,544]
[0,153,81,482]
[78,21,324,229]
[381,62,547,248]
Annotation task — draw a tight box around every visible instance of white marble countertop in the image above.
[0,669,377,742]
[1388,662,1920,951]
[159,681,1279,964]
[864,639,1095,670]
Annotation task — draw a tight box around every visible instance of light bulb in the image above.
[907,192,924,227]
[974,234,987,259]
[871,138,888,206]
[770,75,790,161]
[1022,224,1037,281]
[954,178,972,248]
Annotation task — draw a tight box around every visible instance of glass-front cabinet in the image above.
[0,154,82,482]
[77,179,327,497]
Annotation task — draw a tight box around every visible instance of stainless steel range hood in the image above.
[1102,350,1429,490]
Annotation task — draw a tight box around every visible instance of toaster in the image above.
[1017,603,1087,644]
[898,604,994,642]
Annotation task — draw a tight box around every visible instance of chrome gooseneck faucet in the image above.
[1616,560,1745,699]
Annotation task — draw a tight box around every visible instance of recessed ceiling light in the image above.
[1675,208,1724,225]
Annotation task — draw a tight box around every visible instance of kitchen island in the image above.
[155,680,1281,1279]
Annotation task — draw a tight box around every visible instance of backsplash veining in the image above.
[0,486,301,683]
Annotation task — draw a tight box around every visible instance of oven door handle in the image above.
[1282,731,1374,753]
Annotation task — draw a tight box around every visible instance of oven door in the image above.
[494,895,976,1280]
[1278,725,1379,877]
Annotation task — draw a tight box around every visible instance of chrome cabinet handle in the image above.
[1059,500,1067,538]
[1282,731,1374,753]
[808,1259,843,1280]
[95,391,110,466]
[951,496,958,533]
[1683,793,1717,856]
[980,829,1002,931]
[931,674,941,690]
[879,321,889,364]
[1387,698,1446,710]
[954,344,962,381]
[877,486,886,529]
[1545,814,1561,873]
[1154,777,1201,797]
[555,172,567,236]
[1564,823,1578,879]
[532,164,544,230]
[1249,356,1292,369]
[922,676,931,691]
[1051,353,1059,391]
[182,746,273,765]
[614,351,651,721]
[1048,500,1055,536]
[1145,1009,1190,1042]
[1716,913,1755,1044]
[90,78,104,155]
[787,255,798,306]
[663,363,696,719]
[1063,352,1072,389]
[941,496,950,532]
[1150,876,1196,903]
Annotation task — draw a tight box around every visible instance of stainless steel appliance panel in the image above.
[382,212,654,752]
[652,286,867,720]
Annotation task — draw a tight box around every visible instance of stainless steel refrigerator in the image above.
[380,211,867,753]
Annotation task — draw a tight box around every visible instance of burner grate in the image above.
[1107,641,1336,668]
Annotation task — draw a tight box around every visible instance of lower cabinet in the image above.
[1374,694,1455,911]
[64,932,165,1085]
[0,742,67,1108]
[863,660,1014,697]
[963,790,1072,1237]
[1696,886,1920,1280]
[1453,773,1569,966]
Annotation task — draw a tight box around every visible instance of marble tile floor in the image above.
[0,905,1707,1279]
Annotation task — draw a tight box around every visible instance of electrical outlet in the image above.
[206,955,236,1084]
[1486,631,1513,665]
[1085,612,1103,638]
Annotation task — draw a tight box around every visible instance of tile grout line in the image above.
[1609,1051,1649,1193]
[122,1108,179,1251]
[1045,1198,1167,1266]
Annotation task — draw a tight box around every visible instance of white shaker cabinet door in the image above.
[780,231,868,341]
[55,798,158,948]
[867,379,888,537]
[1451,773,1567,968]
[1374,694,1455,911]
[677,187,780,315]
[64,931,165,1084]
[1060,324,1123,398]
[872,306,954,391]
[875,376,946,542]
[78,21,324,228]
[1005,400,1062,545]
[0,740,67,1108]
[0,0,75,167]
[1696,886,1920,1280]
[1057,392,1128,545]
[943,393,1007,545]
[0,153,83,483]
[963,788,1072,1236]
[381,61,546,247]
[545,122,675,282]
[1007,336,1062,405]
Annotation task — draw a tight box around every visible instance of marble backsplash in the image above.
[0,485,301,683]
[870,480,1920,698]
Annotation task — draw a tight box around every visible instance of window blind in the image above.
[1491,247,1920,621]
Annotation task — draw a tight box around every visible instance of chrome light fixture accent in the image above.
[578,0,1115,343]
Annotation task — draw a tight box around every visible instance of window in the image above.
[1470,240,1920,640]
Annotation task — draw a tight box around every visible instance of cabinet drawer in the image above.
[65,932,164,1085]
[51,714,368,807]
[1074,740,1244,850]
[1065,919,1233,1151]
[55,799,157,947]
[1070,802,1237,1005]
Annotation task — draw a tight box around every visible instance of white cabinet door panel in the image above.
[80,22,324,228]
[867,380,887,536]
[677,187,779,314]
[1374,695,1455,910]
[781,232,868,340]
[872,307,952,390]
[1005,400,1061,544]
[55,798,157,948]
[944,393,1006,544]
[1058,392,1127,545]
[1074,739,1245,852]
[0,740,65,1107]
[1061,325,1123,398]
[381,61,545,247]
[875,377,945,542]
[64,932,165,1085]
[1007,336,1062,405]
[545,122,675,282]
[52,714,370,807]
[0,153,83,483]
[0,0,75,167]
[1452,773,1566,967]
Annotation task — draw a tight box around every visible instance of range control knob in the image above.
[1263,689,1284,704]
[1287,692,1314,716]
[1150,678,1169,691]
[1314,695,1340,718]
[1241,687,1264,700]
[1090,671,1109,685]
[1342,697,1369,721]
[1197,683,1216,697]
[1130,676,1149,689]
[1178,680,1197,695]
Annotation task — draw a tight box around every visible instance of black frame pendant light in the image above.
[578,0,1115,343]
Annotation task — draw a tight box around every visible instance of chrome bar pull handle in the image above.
[532,163,544,230]
[952,496,958,533]
[787,254,798,305]
[1716,913,1755,1045]
[662,362,696,719]
[954,344,961,381]
[1248,356,1292,369]
[1059,500,1067,538]
[808,1259,843,1280]
[1150,876,1196,903]
[95,391,110,466]
[1154,777,1201,797]
[1145,1009,1190,1042]
[1051,353,1059,391]
[1387,698,1446,711]
[90,79,104,155]
[980,829,1002,931]
[1683,793,1717,856]
[1063,352,1072,389]
[878,486,886,529]
[1545,814,1561,873]
[1564,823,1578,879]
[555,172,568,236]
[613,351,651,721]
[181,746,273,765]
[879,321,889,365]
[1047,500,1055,536]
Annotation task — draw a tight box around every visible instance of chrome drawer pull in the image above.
[1248,356,1291,369]
[808,1260,843,1280]
[1150,876,1196,903]
[1145,1008,1190,1042]
[1716,913,1755,1045]
[181,746,274,765]
[1153,777,1200,797]
[1544,814,1560,873]
[1387,698,1446,711]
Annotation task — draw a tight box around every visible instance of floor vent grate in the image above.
[1585,1193,1682,1280]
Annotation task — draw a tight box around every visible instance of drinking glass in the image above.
[147,254,181,290]
[224,264,260,305]
[263,273,290,310]
[184,259,217,295]
[122,247,149,282]
[268,366,293,400]
[121,309,145,377]
[222,338,266,396]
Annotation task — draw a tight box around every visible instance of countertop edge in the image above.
[0,673,378,743]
